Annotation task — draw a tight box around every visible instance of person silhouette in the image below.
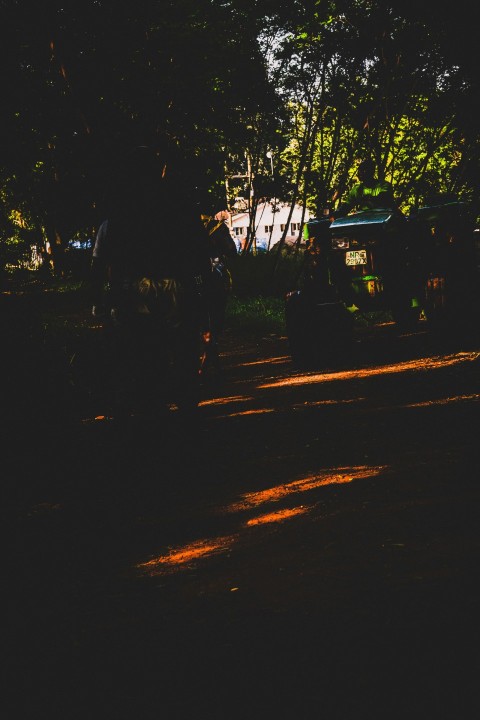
[90,145,212,419]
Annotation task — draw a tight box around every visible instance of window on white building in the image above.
[291,223,300,234]
[280,223,286,231]
[234,227,245,236]
[264,225,273,233]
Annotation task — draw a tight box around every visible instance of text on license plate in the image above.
[345,249,367,266]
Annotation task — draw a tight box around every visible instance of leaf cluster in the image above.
[2,0,480,272]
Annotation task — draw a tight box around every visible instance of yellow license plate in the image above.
[345,249,367,266]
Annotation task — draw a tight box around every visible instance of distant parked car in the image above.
[255,237,269,252]
[234,236,269,253]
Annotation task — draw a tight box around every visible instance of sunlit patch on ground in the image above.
[136,465,386,576]
[405,393,480,407]
[211,398,368,418]
[259,352,480,389]
[81,415,115,424]
[199,395,254,407]
[245,506,310,526]
[293,397,367,407]
[239,355,291,367]
[219,407,275,417]
[226,465,386,512]
[137,535,236,575]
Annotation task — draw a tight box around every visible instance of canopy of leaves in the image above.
[1,0,480,266]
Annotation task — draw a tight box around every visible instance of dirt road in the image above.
[5,317,480,719]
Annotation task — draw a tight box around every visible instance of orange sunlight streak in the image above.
[227,465,386,512]
[240,356,291,367]
[405,393,480,407]
[199,395,254,407]
[136,467,386,576]
[137,535,235,574]
[246,506,310,526]
[259,352,480,389]
[293,397,367,407]
[221,408,275,417]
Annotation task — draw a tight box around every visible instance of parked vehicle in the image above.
[407,197,479,328]
[285,196,479,366]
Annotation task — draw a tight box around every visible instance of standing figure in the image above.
[199,209,237,379]
[90,145,212,419]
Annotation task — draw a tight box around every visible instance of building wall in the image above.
[229,202,311,251]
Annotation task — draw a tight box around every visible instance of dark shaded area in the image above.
[3,287,480,718]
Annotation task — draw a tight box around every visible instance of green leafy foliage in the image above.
[2,0,480,282]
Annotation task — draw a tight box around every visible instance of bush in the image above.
[225,296,286,334]
[228,252,305,299]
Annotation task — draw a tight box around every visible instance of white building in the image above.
[228,201,311,252]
